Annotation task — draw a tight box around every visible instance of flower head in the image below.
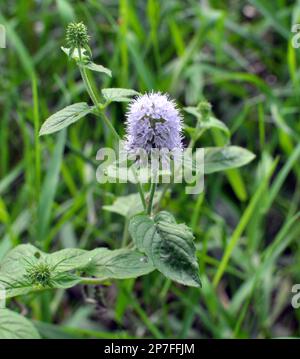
[65,22,92,60]
[66,22,90,49]
[125,92,183,154]
[25,262,53,288]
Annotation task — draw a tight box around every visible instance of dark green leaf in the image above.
[129,211,200,287]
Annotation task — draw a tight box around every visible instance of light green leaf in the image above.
[103,192,161,218]
[102,88,139,102]
[0,244,86,298]
[84,248,154,280]
[183,106,200,118]
[36,130,66,243]
[47,248,87,271]
[184,107,230,138]
[129,211,200,287]
[61,46,89,61]
[84,62,112,77]
[204,146,255,174]
[0,244,154,298]
[185,118,230,137]
[39,103,93,136]
[62,46,112,76]
[206,118,230,136]
[103,193,144,218]
[0,309,40,339]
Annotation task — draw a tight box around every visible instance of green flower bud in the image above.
[66,22,90,49]
[26,262,53,288]
[197,100,212,120]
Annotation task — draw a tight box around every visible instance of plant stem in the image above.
[158,125,202,207]
[137,181,147,211]
[99,110,122,143]
[158,182,170,206]
[98,113,146,211]
[147,180,157,215]
[79,66,99,106]
[80,277,108,285]
[76,49,147,212]
[121,217,129,247]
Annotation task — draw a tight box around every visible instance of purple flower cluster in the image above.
[125,92,183,154]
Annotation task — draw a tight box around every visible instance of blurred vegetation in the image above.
[0,0,300,338]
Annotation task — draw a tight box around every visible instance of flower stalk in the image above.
[66,23,147,212]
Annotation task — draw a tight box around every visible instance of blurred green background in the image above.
[0,0,300,338]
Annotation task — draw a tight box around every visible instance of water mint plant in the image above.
[0,21,255,291]
[0,20,258,338]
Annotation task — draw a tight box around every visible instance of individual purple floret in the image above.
[124,92,183,154]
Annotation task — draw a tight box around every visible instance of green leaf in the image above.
[183,107,230,138]
[0,309,40,339]
[62,46,112,76]
[129,211,200,287]
[83,62,112,77]
[102,88,139,102]
[206,118,230,136]
[61,46,89,61]
[0,244,154,298]
[183,106,201,118]
[0,244,86,298]
[39,103,93,136]
[83,248,154,280]
[103,193,145,218]
[46,248,87,271]
[36,130,66,244]
[103,192,161,218]
[204,146,255,174]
